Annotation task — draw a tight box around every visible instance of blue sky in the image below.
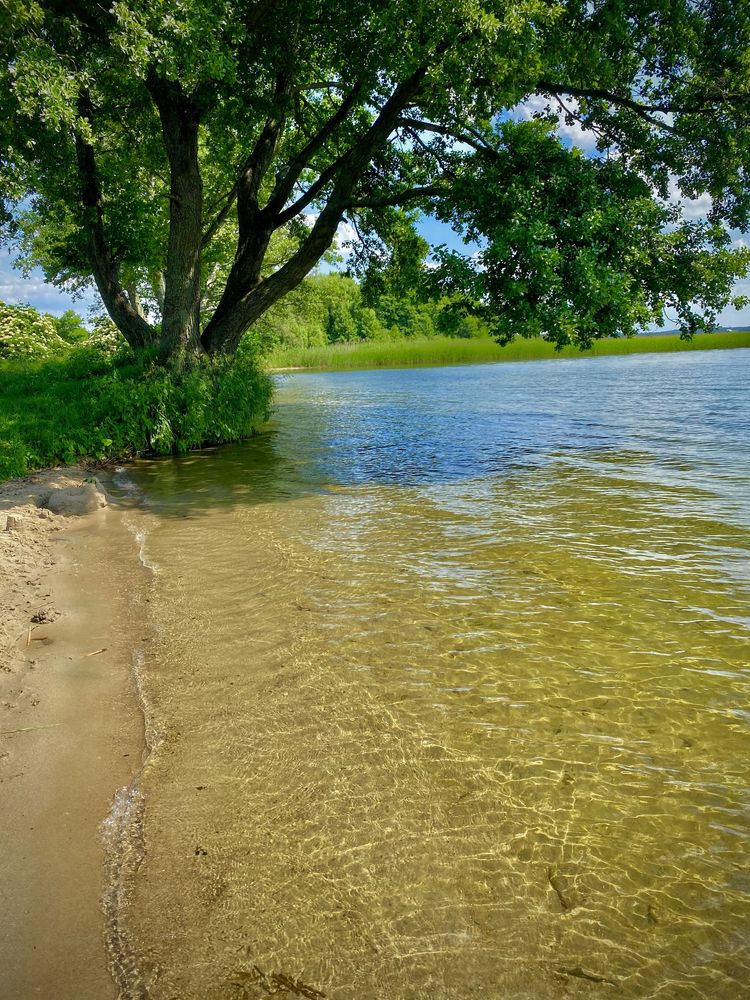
[0,247,98,317]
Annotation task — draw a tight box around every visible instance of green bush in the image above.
[0,341,273,481]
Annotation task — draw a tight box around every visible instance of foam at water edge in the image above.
[113,467,141,493]
[100,778,148,999]
[126,518,161,575]
[100,512,162,999]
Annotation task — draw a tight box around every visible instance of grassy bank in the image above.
[266,330,750,372]
[0,346,272,481]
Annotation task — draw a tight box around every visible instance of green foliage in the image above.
[429,119,750,348]
[250,273,389,350]
[356,208,431,305]
[0,342,272,481]
[53,309,89,343]
[265,330,750,373]
[1,1,747,356]
[250,272,488,352]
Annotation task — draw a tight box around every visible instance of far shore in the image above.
[265,329,750,373]
[0,468,144,1000]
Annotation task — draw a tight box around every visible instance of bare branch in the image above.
[401,125,458,180]
[202,186,237,247]
[202,71,290,250]
[536,82,750,128]
[397,116,501,158]
[237,72,290,235]
[273,156,346,228]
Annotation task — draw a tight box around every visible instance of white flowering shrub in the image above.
[87,315,128,355]
[0,301,69,359]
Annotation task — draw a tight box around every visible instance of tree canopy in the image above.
[1,0,749,358]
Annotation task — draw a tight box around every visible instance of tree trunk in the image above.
[126,282,146,320]
[201,211,339,354]
[150,81,204,359]
[149,270,166,317]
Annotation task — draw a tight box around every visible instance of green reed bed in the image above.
[267,330,750,372]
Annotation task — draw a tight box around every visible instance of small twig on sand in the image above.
[24,625,48,646]
[85,648,108,657]
[0,723,63,737]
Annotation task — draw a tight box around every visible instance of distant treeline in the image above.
[3,276,748,365]
[249,274,488,353]
[1,274,487,362]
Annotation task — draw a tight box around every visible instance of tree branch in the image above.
[202,61,434,353]
[237,72,290,237]
[273,155,347,228]
[202,186,237,247]
[299,82,350,92]
[536,82,750,126]
[550,94,609,142]
[74,91,154,348]
[397,116,502,158]
[201,71,290,251]
[401,124,458,180]
[273,87,462,230]
[344,185,446,210]
[245,0,276,34]
[262,81,364,219]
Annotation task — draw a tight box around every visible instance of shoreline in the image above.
[0,467,146,999]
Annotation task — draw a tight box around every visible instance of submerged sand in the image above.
[0,467,144,1000]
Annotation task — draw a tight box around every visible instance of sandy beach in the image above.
[0,468,144,1000]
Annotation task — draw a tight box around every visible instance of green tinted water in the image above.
[114,351,750,999]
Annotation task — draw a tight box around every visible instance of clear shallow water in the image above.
[119,350,750,999]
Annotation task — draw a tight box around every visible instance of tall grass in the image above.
[265,330,750,372]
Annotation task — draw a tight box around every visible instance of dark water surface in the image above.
[117,350,750,999]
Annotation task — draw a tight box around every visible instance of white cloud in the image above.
[335,220,356,259]
[510,95,600,152]
[0,249,96,316]
[666,176,712,220]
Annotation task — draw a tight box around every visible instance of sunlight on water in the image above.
[117,351,750,999]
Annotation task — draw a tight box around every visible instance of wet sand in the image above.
[0,469,144,1000]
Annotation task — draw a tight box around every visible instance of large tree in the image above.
[1,0,749,359]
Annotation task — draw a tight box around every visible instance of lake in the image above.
[112,349,750,999]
